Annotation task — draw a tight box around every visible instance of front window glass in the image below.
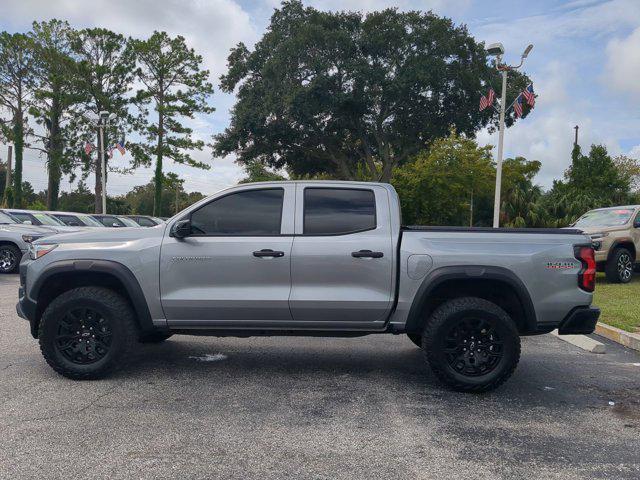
[191,188,284,235]
[574,208,634,227]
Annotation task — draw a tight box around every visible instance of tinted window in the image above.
[98,216,124,227]
[10,212,38,225]
[56,215,81,226]
[304,188,376,235]
[135,217,156,227]
[191,189,284,235]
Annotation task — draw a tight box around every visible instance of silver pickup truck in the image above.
[17,181,599,392]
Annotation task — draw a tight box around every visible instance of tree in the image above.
[28,20,81,210]
[214,1,531,182]
[0,32,35,207]
[500,157,547,227]
[118,173,205,216]
[544,144,632,225]
[239,161,286,183]
[613,154,640,192]
[392,130,494,226]
[130,31,214,216]
[69,28,135,213]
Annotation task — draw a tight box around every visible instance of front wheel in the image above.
[38,286,138,380]
[605,248,634,283]
[422,297,521,393]
[0,244,21,273]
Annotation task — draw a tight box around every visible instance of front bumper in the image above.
[557,306,600,335]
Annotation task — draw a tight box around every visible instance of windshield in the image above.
[574,208,635,227]
[77,215,104,227]
[118,216,140,227]
[32,213,66,226]
[0,212,16,224]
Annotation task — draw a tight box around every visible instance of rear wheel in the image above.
[422,297,520,393]
[38,287,138,380]
[0,244,21,273]
[605,247,634,283]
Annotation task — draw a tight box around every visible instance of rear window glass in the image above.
[304,188,376,235]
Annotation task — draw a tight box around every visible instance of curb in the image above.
[595,323,640,352]
[551,330,606,353]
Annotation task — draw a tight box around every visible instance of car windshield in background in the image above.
[0,212,16,224]
[32,213,65,226]
[78,215,104,227]
[118,217,140,227]
[574,209,634,227]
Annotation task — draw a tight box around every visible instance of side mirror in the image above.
[23,220,32,225]
[171,219,192,239]
[112,222,121,227]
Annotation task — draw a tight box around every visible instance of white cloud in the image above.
[606,26,640,97]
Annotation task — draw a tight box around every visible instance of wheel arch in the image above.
[404,266,537,336]
[607,240,636,262]
[30,260,154,338]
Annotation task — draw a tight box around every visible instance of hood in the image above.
[36,224,166,245]
[570,224,629,235]
[0,223,56,236]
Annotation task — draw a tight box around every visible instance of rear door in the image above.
[289,184,394,328]
[160,184,295,326]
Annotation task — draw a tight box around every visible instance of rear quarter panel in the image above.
[391,230,594,329]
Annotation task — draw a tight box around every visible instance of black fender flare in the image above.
[404,265,537,334]
[606,239,636,263]
[31,259,154,334]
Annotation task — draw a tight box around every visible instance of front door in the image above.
[160,185,295,326]
[289,185,394,328]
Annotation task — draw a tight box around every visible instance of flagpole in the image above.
[486,43,533,228]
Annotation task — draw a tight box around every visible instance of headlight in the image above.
[589,232,609,240]
[28,243,58,260]
[22,234,44,243]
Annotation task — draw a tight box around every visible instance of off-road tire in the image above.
[422,297,521,393]
[38,287,138,380]
[0,244,21,273]
[605,247,634,284]
[138,332,173,344]
[407,334,422,348]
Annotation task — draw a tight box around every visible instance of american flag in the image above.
[479,88,495,111]
[513,95,523,118]
[116,141,126,155]
[522,84,535,107]
[84,142,92,155]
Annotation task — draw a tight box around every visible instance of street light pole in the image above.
[493,68,508,228]
[487,43,533,228]
[98,120,107,214]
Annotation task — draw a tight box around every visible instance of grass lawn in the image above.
[593,272,640,333]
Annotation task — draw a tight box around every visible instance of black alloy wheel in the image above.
[443,317,503,377]
[54,307,113,365]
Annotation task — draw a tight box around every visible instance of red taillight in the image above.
[574,246,596,292]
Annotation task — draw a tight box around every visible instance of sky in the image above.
[0,0,639,196]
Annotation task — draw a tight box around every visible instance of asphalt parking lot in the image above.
[1,274,639,479]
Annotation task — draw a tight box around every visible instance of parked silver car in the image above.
[0,211,54,273]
